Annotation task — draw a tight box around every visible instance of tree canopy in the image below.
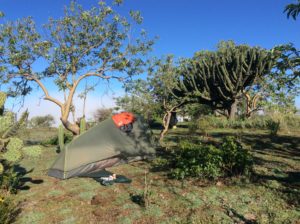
[173,41,275,119]
[0,1,154,135]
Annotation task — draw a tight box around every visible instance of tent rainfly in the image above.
[48,116,156,179]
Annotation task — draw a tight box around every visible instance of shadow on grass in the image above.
[13,165,44,191]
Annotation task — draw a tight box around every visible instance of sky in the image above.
[0,0,299,122]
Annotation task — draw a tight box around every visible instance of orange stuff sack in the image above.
[112,112,136,128]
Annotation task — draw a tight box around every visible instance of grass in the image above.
[9,125,300,223]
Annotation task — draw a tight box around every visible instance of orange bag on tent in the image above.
[112,112,136,130]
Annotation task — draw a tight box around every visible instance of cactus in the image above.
[6,138,24,152]
[22,146,42,157]
[0,162,3,174]
[0,91,7,115]
[80,117,86,134]
[0,113,14,134]
[2,148,22,162]
[58,124,64,150]
[2,110,28,139]
[0,91,29,174]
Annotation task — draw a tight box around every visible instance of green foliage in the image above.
[0,162,3,174]
[6,138,23,152]
[22,146,42,157]
[58,125,65,151]
[0,112,14,134]
[266,119,280,136]
[3,138,24,162]
[0,196,20,224]
[0,1,155,135]
[187,122,198,134]
[29,115,55,128]
[193,114,300,131]
[159,137,253,180]
[197,117,211,135]
[93,108,113,123]
[79,118,86,134]
[174,41,275,118]
[42,131,72,146]
[2,110,29,139]
[284,0,300,20]
[2,148,22,163]
[170,141,223,179]
[220,136,253,176]
[0,92,7,110]
[0,162,21,194]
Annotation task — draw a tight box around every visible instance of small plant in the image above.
[0,195,20,224]
[188,122,198,134]
[80,117,86,134]
[58,124,65,151]
[0,162,21,194]
[22,146,43,157]
[198,117,211,136]
[266,119,280,136]
[130,171,153,208]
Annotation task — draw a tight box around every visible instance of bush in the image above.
[22,146,43,157]
[158,137,253,180]
[0,162,21,194]
[93,108,113,123]
[220,136,253,176]
[0,195,20,224]
[266,119,280,136]
[29,115,55,128]
[41,131,73,146]
[170,141,223,179]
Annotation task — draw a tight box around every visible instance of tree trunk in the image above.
[60,118,80,136]
[228,100,238,120]
[160,111,172,142]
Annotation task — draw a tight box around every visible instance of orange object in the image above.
[112,112,136,128]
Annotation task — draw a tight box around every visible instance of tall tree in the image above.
[147,56,191,140]
[175,41,275,119]
[0,1,154,135]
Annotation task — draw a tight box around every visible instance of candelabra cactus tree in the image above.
[174,41,276,119]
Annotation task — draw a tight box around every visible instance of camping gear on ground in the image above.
[48,114,155,179]
[112,112,135,132]
[98,174,132,186]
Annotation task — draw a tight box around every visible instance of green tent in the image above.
[48,117,156,179]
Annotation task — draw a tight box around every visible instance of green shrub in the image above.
[192,114,296,131]
[170,141,223,180]
[160,137,253,180]
[188,122,198,134]
[0,195,20,224]
[41,132,73,146]
[0,162,21,194]
[266,119,280,136]
[197,117,211,135]
[220,136,253,176]
[22,146,43,157]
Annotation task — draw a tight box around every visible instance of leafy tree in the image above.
[284,0,300,20]
[29,114,55,128]
[93,108,113,123]
[175,41,275,119]
[0,1,154,135]
[147,56,192,140]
